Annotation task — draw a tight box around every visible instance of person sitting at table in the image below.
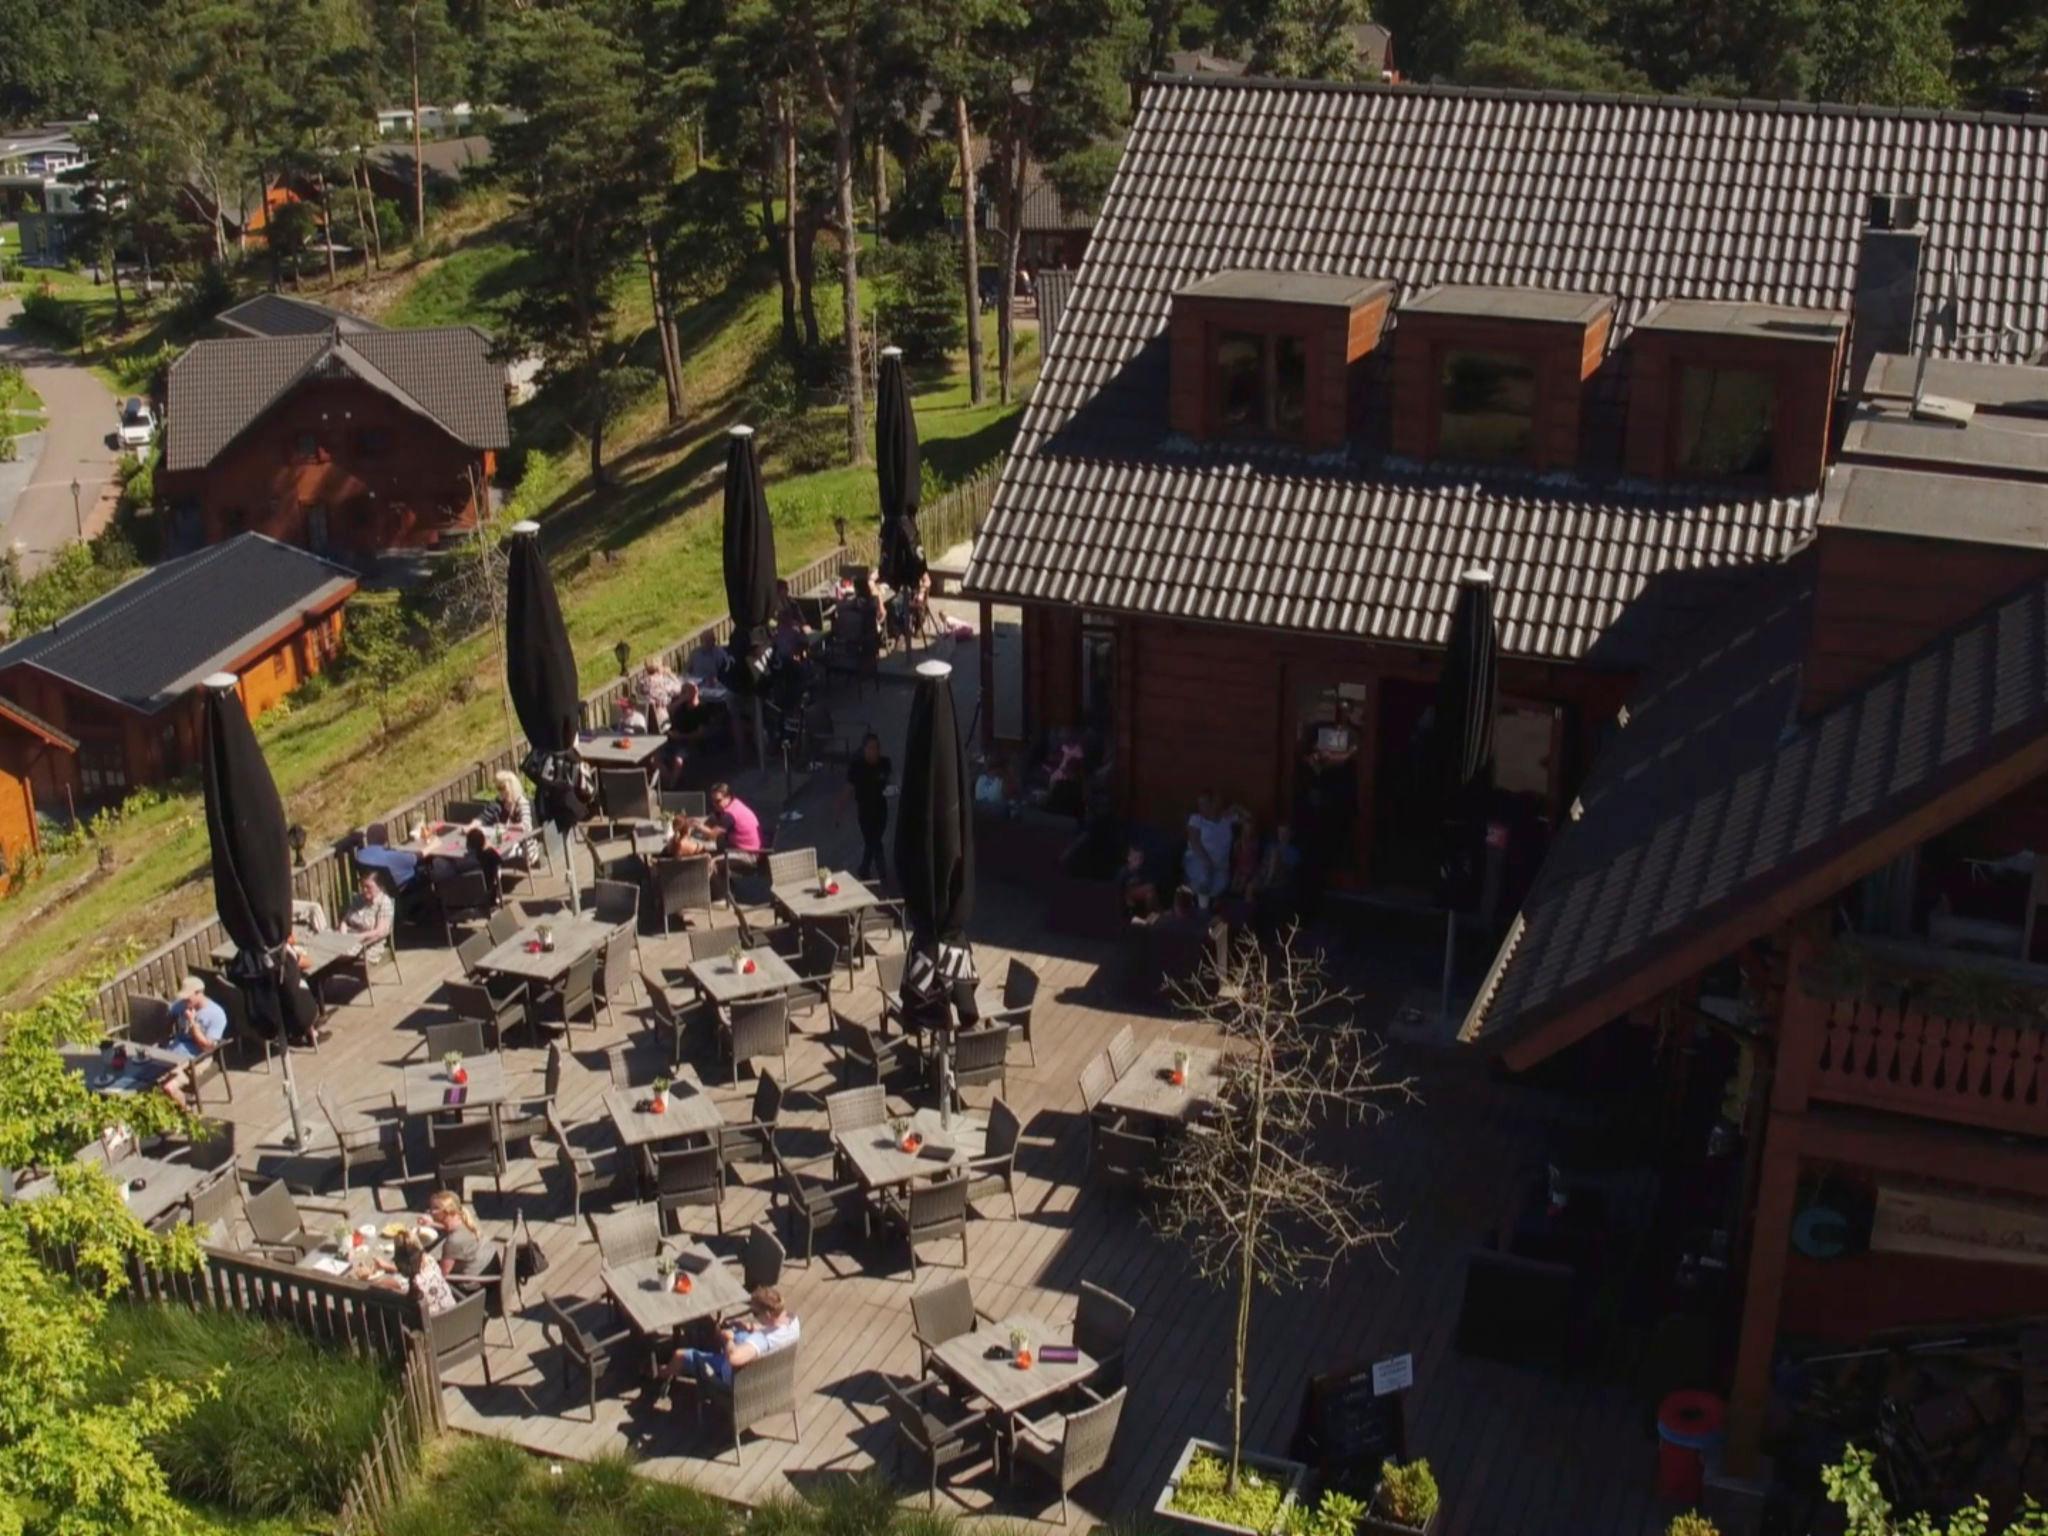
[653,1285,799,1389]
[614,695,649,732]
[773,602,810,663]
[166,975,229,1062]
[636,656,682,725]
[663,812,718,859]
[702,783,765,869]
[424,1189,485,1277]
[773,578,804,633]
[1119,843,1162,920]
[687,636,725,683]
[1180,820,1227,907]
[341,871,395,946]
[485,770,531,831]
[375,1232,459,1316]
[1226,804,1261,897]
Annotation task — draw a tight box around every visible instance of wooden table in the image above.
[687,946,800,1006]
[605,1067,723,1147]
[1099,1041,1225,1124]
[771,871,879,923]
[412,821,528,861]
[834,1107,986,1191]
[473,915,613,987]
[931,1314,1096,1417]
[297,1217,432,1277]
[210,928,365,977]
[577,733,669,771]
[399,1053,511,1117]
[59,1043,188,1096]
[18,1155,207,1228]
[603,1239,751,1334]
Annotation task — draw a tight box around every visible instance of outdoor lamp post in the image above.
[614,638,632,676]
[69,478,81,540]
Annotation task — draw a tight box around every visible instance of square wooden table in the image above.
[413,821,528,861]
[771,872,879,923]
[931,1315,1096,1417]
[18,1155,207,1228]
[60,1043,188,1096]
[834,1107,985,1191]
[577,733,669,771]
[1099,1041,1225,1125]
[687,946,800,1006]
[400,1053,511,1117]
[474,915,613,987]
[211,928,365,978]
[605,1066,723,1148]
[603,1239,751,1334]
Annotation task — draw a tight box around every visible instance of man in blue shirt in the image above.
[167,976,229,1060]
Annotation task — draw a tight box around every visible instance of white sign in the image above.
[1371,1354,1414,1397]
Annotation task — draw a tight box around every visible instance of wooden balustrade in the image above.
[1808,995,2048,1136]
[337,1330,446,1534]
[86,471,998,1028]
[129,1245,422,1361]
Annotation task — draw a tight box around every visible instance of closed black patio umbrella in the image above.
[1432,567,1499,1017]
[723,425,778,684]
[895,659,978,1121]
[506,520,591,835]
[875,346,926,592]
[201,672,317,1061]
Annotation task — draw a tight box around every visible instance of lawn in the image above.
[383,237,534,329]
[0,360,43,440]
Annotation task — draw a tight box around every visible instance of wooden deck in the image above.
[179,668,1670,1533]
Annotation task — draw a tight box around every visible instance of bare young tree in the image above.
[1151,929,1420,1492]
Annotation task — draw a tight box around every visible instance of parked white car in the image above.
[116,397,156,450]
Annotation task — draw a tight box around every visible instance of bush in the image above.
[876,233,966,365]
[385,1440,733,1536]
[18,289,83,344]
[173,263,235,329]
[776,411,845,475]
[1666,1515,1720,1536]
[96,1305,396,1519]
[1376,1460,1439,1528]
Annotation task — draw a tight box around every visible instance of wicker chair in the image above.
[1077,1054,1115,1115]
[448,1242,521,1350]
[315,1085,408,1193]
[719,1072,784,1166]
[241,1178,349,1261]
[487,908,522,947]
[1090,1117,1160,1195]
[1011,1386,1129,1524]
[768,1148,865,1266]
[589,1202,663,1266]
[641,971,703,1066]
[876,1174,969,1281]
[873,951,908,1036]
[430,1115,505,1199]
[966,1098,1021,1221]
[908,1275,994,1374]
[599,768,656,840]
[986,958,1043,1065]
[426,1289,494,1384]
[688,926,740,963]
[650,854,718,934]
[1075,1281,1138,1394]
[546,952,602,1033]
[543,1294,643,1421]
[659,789,707,820]
[765,847,818,887]
[884,1374,996,1509]
[597,925,638,1026]
[718,995,790,1085]
[424,1019,488,1061]
[787,927,841,1023]
[742,1222,786,1290]
[946,1025,1009,1107]
[446,979,528,1053]
[430,869,495,948]
[645,1142,725,1235]
[826,1082,888,1137]
[546,1106,633,1226]
[696,1339,802,1464]
[591,881,642,953]
[829,1007,917,1088]
[1105,1024,1139,1081]
[498,1041,565,1152]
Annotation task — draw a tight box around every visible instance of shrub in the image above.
[776,411,845,474]
[96,1304,396,1519]
[18,289,83,344]
[384,1440,733,1536]
[1168,1446,1295,1533]
[876,233,966,365]
[1376,1460,1439,1528]
[173,263,235,329]
[1667,1515,1720,1536]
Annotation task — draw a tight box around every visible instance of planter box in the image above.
[1153,1438,1311,1536]
[1360,1488,1442,1536]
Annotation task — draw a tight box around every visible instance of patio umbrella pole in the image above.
[280,1048,308,1150]
[1429,567,1499,1036]
[1439,910,1456,1030]
[505,521,594,917]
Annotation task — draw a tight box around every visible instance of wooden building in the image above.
[964,79,2048,904]
[0,534,355,807]
[0,698,75,878]
[157,322,509,560]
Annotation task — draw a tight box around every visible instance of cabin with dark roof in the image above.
[157,323,509,559]
[0,534,355,805]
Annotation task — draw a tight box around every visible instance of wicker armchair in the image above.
[718,994,789,1085]
[430,1115,505,1199]
[884,1374,996,1509]
[644,1142,724,1236]
[908,1275,995,1374]
[426,1289,494,1384]
[946,1025,1009,1107]
[965,1098,1021,1221]
[542,1295,642,1421]
[695,1339,801,1464]
[486,908,523,947]
[424,1019,489,1061]
[1105,1024,1139,1080]
[985,958,1042,1066]
[829,1007,917,1088]
[875,1174,969,1281]
[1090,1117,1160,1195]
[742,1222,786,1290]
[590,1202,663,1267]
[1011,1386,1129,1524]
[719,1072,784,1166]
[314,1085,408,1194]
[241,1178,349,1261]
[546,1107,633,1225]
[1077,1054,1115,1115]
[1075,1281,1137,1394]
[765,847,818,887]
[768,1148,865,1266]
[649,854,718,934]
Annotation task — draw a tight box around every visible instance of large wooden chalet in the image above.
[965,75,2048,1508]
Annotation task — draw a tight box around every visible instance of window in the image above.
[272,650,288,679]
[78,740,127,797]
[1675,365,1775,479]
[1215,331,1310,440]
[1438,349,1536,462]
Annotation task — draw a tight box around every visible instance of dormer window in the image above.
[1392,286,1616,471]
[1169,270,1392,449]
[1625,300,1844,494]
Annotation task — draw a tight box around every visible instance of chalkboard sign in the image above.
[1291,1362,1408,1497]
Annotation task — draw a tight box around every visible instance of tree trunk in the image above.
[590,406,605,484]
[832,84,865,464]
[779,93,802,358]
[872,136,886,241]
[318,172,337,286]
[796,217,821,352]
[954,92,984,406]
[348,163,375,274]
[644,234,681,424]
[109,253,127,330]
[410,9,427,241]
[997,132,1026,405]
[140,242,154,300]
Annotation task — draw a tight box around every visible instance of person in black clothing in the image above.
[842,732,892,882]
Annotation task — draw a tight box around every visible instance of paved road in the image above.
[0,293,120,575]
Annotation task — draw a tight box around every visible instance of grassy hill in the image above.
[0,214,1036,1005]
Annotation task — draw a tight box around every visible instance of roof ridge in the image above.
[1140,72,2046,128]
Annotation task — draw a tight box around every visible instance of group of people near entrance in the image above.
[1121,792,1302,936]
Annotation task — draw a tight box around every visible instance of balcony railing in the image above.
[1808,994,2048,1136]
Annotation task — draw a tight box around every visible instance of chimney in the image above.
[1849,191,1925,393]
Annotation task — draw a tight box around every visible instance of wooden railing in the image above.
[84,470,999,1030]
[129,1244,424,1361]
[336,1329,446,1534]
[1807,995,2048,1137]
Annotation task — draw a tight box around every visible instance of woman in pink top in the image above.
[705,782,764,866]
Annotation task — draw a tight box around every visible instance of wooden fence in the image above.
[1809,994,2048,1138]
[336,1329,446,1534]
[85,470,999,1031]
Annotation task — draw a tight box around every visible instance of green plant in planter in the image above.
[1667,1514,1721,1536]
[1376,1460,1439,1529]
[1286,1489,1368,1536]
[1171,1447,1293,1532]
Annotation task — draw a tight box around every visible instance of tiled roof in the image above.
[0,695,77,752]
[967,78,2048,661]
[214,293,382,339]
[367,134,492,187]
[165,325,509,472]
[1020,167,1098,233]
[1463,568,2048,1050]
[0,534,357,715]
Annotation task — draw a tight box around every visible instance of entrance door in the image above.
[304,504,329,556]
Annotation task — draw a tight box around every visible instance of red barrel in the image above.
[1655,1390,1726,1503]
